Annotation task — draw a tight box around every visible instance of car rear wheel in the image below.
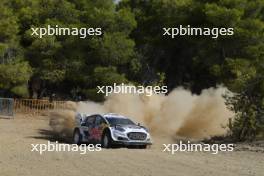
[102,132,112,148]
[73,129,81,145]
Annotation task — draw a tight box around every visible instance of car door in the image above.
[91,115,107,142]
[82,116,95,141]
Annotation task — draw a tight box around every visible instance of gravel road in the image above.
[0,115,263,176]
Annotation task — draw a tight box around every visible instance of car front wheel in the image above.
[101,132,112,148]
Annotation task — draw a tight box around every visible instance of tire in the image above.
[101,131,112,148]
[72,129,82,145]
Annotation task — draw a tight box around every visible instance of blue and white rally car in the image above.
[73,113,152,148]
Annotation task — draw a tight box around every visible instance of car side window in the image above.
[86,116,95,127]
[95,115,106,127]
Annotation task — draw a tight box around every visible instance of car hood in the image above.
[115,124,145,130]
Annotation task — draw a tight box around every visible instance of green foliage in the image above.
[93,66,128,85]
[225,78,264,140]
[0,0,32,97]
[11,84,29,97]
[204,3,243,26]
[92,32,135,65]
[122,0,264,140]
[2,0,139,100]
[0,1,18,42]
[81,89,105,102]
[214,58,257,92]
[0,61,32,97]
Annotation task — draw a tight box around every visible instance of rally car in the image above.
[72,113,152,148]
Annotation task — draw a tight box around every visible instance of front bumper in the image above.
[111,130,152,146]
[112,140,152,146]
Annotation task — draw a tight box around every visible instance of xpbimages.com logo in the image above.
[31,25,102,38]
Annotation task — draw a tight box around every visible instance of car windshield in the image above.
[106,117,135,126]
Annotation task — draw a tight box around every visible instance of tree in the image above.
[4,0,140,100]
[0,0,32,97]
[121,0,264,140]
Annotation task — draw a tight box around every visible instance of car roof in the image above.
[103,113,128,119]
[79,113,128,119]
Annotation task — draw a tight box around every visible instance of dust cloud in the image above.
[49,87,233,140]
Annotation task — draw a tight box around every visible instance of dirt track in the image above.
[0,115,263,176]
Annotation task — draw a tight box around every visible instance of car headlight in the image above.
[113,129,127,138]
[115,126,125,132]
